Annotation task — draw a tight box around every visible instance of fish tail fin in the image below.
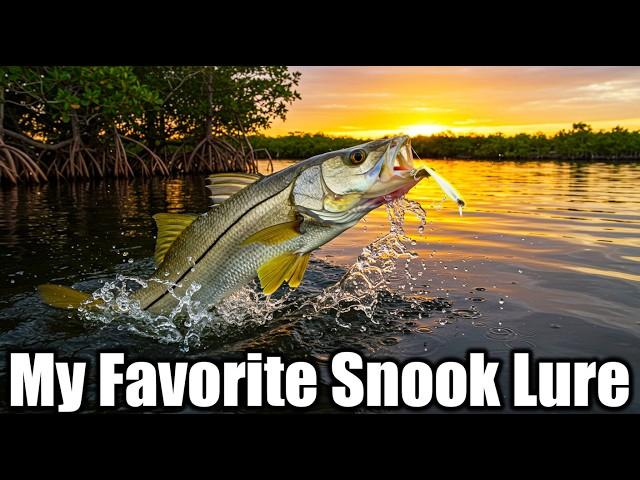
[38,284,95,310]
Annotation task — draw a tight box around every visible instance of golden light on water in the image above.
[309,159,640,286]
[258,158,640,286]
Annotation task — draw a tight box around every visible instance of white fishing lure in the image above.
[421,165,466,216]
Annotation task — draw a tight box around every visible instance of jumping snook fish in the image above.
[39,136,465,314]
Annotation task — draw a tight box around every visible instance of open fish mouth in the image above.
[365,135,428,199]
[362,134,465,213]
[382,135,415,179]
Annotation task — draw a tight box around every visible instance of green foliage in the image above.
[2,66,161,142]
[251,125,640,160]
[1,66,301,147]
[250,133,363,158]
[132,66,300,143]
[0,66,301,182]
[413,124,640,159]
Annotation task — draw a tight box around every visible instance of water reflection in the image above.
[1,158,640,411]
[327,159,640,271]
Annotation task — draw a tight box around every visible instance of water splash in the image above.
[299,196,431,327]
[79,274,290,351]
[78,195,436,350]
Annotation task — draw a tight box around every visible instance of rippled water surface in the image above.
[1,159,639,412]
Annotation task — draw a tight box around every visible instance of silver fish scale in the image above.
[132,164,334,314]
[166,187,297,310]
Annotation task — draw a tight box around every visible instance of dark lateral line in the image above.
[145,186,286,310]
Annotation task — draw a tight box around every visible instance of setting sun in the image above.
[266,66,640,138]
[403,124,448,137]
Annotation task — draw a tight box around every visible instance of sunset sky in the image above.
[267,66,640,138]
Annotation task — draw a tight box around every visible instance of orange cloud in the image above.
[267,66,640,138]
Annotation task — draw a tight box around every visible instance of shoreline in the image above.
[2,157,639,189]
[263,155,640,162]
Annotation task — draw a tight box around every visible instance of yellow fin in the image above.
[38,284,100,310]
[153,213,198,265]
[257,252,311,295]
[207,173,261,206]
[288,253,310,288]
[242,221,301,246]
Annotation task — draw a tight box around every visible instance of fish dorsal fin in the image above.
[257,252,311,295]
[153,213,198,265]
[242,220,301,246]
[206,173,262,206]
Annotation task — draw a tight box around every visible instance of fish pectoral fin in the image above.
[207,173,262,206]
[242,220,302,246]
[153,213,198,265]
[38,284,100,310]
[257,252,311,295]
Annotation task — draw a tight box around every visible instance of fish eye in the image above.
[349,149,367,165]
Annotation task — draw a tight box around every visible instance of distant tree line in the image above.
[251,123,640,161]
[250,133,362,159]
[0,66,300,184]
